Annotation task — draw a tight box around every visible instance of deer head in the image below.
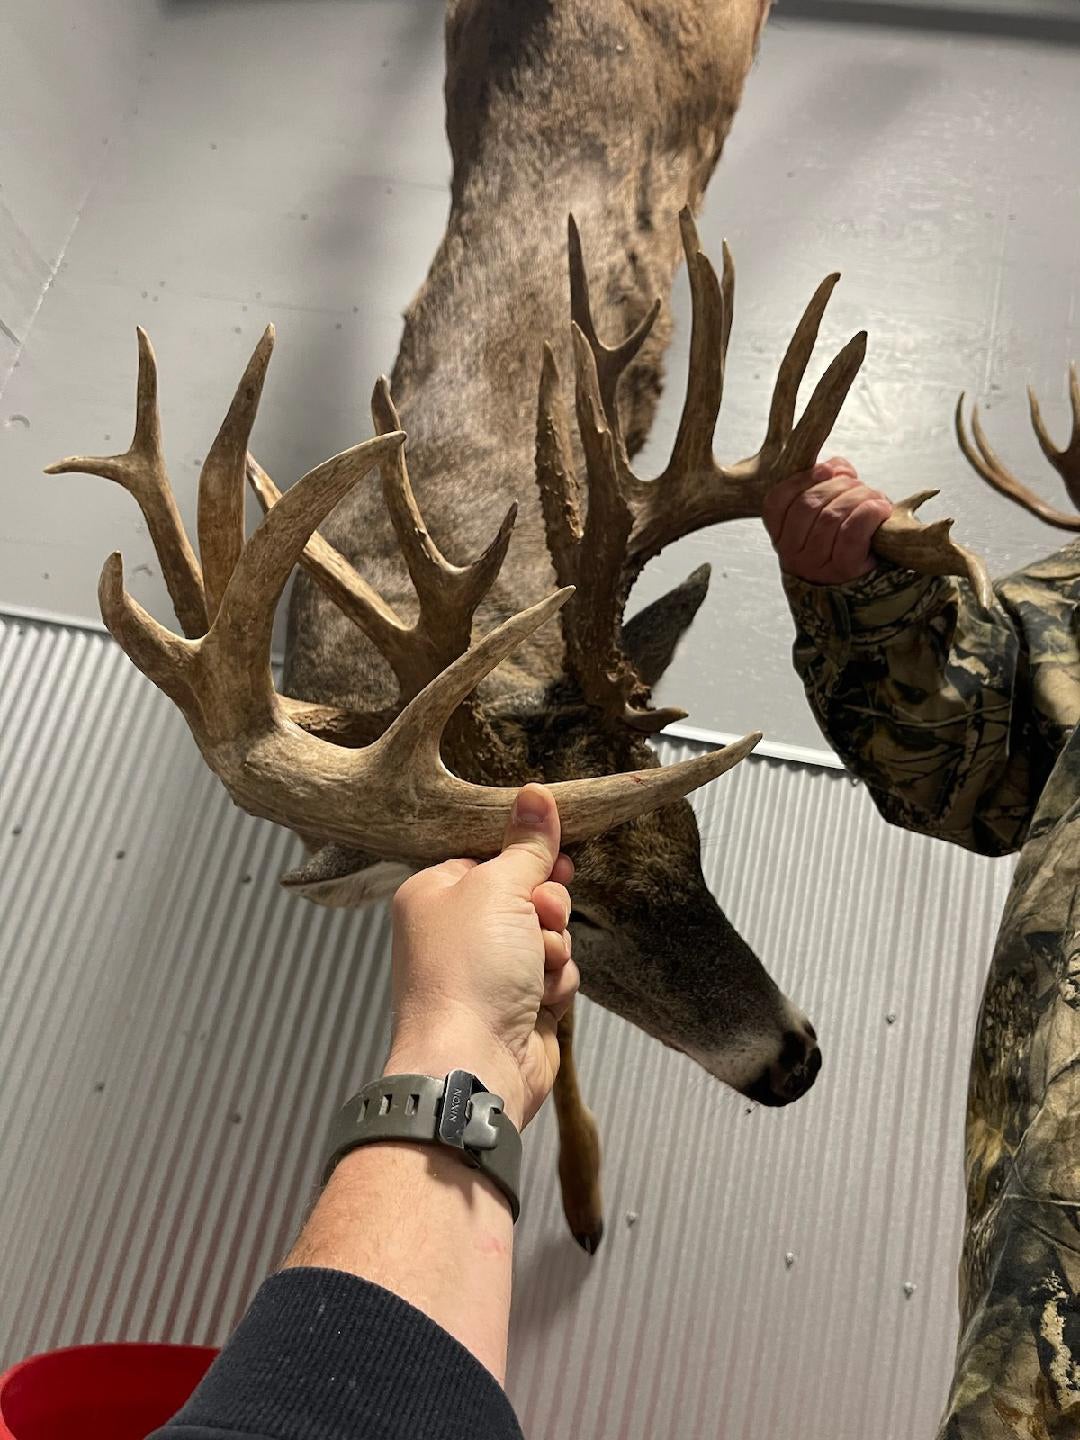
[49,215,1026,1264]
[48,203,993,1109]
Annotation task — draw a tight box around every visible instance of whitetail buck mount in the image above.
[47,0,1051,1251]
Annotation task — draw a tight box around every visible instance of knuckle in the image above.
[390,889,415,926]
[851,496,889,526]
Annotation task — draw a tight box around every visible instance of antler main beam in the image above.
[545,210,994,654]
[50,329,762,866]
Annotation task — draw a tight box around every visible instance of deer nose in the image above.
[742,1023,822,1107]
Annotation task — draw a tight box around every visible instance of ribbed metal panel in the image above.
[0,616,1015,1436]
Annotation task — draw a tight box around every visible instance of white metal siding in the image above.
[0,615,1016,1437]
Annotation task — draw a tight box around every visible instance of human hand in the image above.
[386,783,579,1129]
[763,456,893,584]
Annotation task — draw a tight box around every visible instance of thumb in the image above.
[490,783,561,892]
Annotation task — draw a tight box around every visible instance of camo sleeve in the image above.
[781,551,1080,857]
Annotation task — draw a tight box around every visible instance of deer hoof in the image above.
[573,1221,604,1255]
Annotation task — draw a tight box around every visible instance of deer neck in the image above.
[390,150,724,478]
[285,1,763,712]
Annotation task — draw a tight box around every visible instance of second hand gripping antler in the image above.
[537,208,995,672]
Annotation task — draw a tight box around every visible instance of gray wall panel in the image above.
[0,0,154,392]
[0,616,1017,1437]
[2,3,1078,748]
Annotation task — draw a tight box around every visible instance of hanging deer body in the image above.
[48,0,993,1250]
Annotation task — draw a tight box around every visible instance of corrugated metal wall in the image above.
[0,614,1017,1436]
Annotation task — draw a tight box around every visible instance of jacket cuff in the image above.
[153,1267,523,1440]
[782,562,951,652]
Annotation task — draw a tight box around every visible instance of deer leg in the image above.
[553,1001,604,1254]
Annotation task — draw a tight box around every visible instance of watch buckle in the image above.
[437,1069,502,1152]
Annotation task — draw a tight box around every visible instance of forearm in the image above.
[283,1143,514,1382]
[784,563,1037,854]
[282,1030,523,1384]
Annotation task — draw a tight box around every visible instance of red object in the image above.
[0,1344,218,1440]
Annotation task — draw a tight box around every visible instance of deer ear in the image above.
[622,563,711,687]
[280,844,413,908]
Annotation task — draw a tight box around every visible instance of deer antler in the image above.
[47,328,210,638]
[247,386,518,710]
[539,211,994,701]
[955,365,1080,532]
[49,329,762,865]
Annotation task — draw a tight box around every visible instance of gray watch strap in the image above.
[323,1071,523,1222]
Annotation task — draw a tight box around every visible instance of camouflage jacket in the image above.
[785,545,1080,1436]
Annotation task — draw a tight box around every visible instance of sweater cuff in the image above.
[153,1267,523,1440]
[782,562,950,652]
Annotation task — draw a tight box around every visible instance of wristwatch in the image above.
[323,1070,523,1222]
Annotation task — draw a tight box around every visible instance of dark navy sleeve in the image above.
[150,1267,525,1440]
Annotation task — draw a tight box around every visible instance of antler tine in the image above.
[664,209,729,484]
[759,273,845,470]
[45,328,209,638]
[779,329,868,476]
[207,432,406,720]
[956,392,1080,533]
[377,588,575,770]
[546,729,761,844]
[98,552,199,710]
[197,326,275,622]
[246,455,415,680]
[371,377,518,688]
[1028,363,1080,506]
[873,489,993,608]
[568,213,661,433]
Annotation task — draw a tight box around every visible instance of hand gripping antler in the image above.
[538,211,994,694]
[956,363,1080,532]
[48,328,760,865]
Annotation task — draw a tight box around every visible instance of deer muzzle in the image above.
[741,1013,822,1108]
